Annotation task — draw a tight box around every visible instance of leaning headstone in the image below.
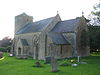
[0,52,3,58]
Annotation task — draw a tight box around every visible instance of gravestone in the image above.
[45,56,51,64]
[77,56,80,62]
[0,52,3,58]
[33,61,42,67]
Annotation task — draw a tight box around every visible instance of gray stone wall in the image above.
[37,14,61,59]
[76,17,90,57]
[63,32,77,57]
[14,32,41,57]
[47,36,72,59]
[62,45,72,58]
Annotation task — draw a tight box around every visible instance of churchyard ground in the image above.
[0,53,100,75]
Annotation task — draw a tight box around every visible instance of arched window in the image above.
[32,35,39,46]
[18,47,21,55]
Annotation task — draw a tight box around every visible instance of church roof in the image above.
[16,17,53,34]
[20,39,29,46]
[16,16,81,35]
[48,33,70,45]
[51,19,80,32]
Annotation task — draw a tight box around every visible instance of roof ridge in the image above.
[34,17,54,23]
[61,18,79,22]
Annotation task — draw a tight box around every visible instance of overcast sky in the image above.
[0,0,98,40]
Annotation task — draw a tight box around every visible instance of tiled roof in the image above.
[16,17,80,35]
[48,33,70,45]
[51,19,80,32]
[16,17,53,34]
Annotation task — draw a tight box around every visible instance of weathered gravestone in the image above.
[45,56,51,64]
[33,61,42,67]
[0,52,3,58]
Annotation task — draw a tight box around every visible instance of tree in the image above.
[88,25,100,51]
[0,36,12,47]
[87,1,100,52]
[91,1,100,25]
[0,36,12,52]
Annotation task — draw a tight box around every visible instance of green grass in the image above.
[0,53,100,75]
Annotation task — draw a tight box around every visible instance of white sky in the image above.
[0,0,99,40]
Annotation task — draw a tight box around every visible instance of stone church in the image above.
[11,13,90,60]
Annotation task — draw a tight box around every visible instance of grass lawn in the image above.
[0,53,100,75]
